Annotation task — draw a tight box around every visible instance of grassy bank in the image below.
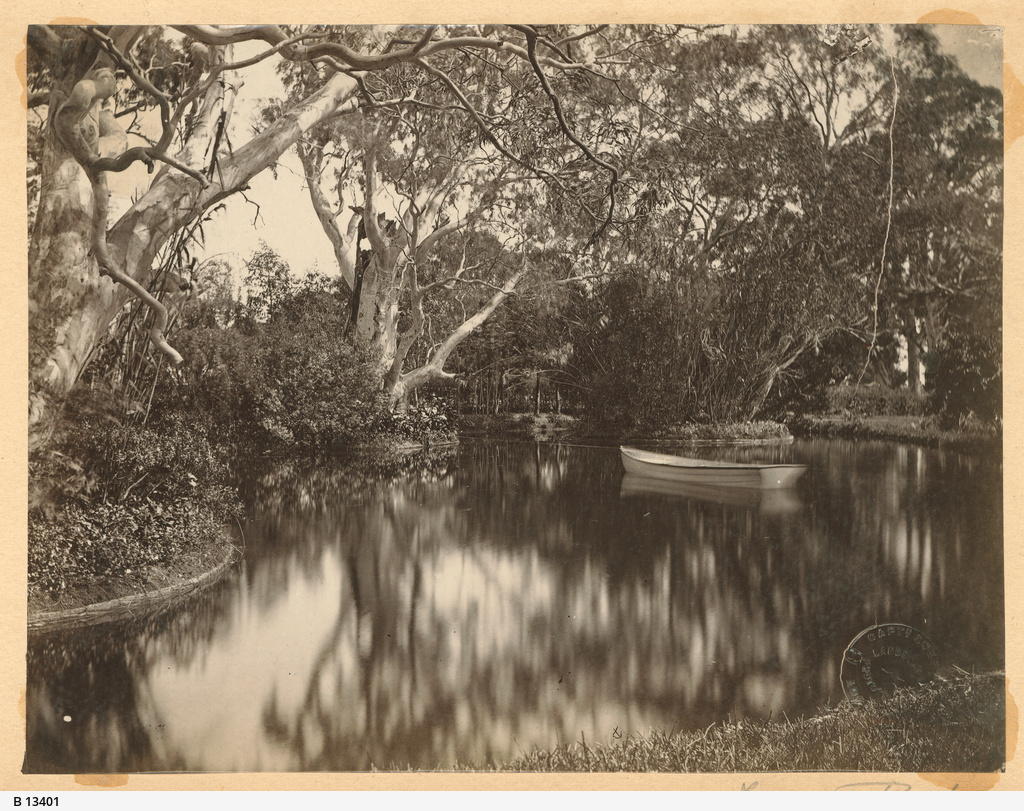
[455,410,999,455]
[491,672,1005,773]
[27,530,238,630]
[791,414,1001,454]
[456,414,794,444]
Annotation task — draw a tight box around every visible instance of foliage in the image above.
[546,25,1001,432]
[447,262,582,416]
[160,267,389,452]
[572,265,820,429]
[238,242,296,325]
[929,328,1002,426]
[28,498,233,596]
[882,26,1003,389]
[825,384,930,418]
[376,395,457,443]
[91,416,235,506]
[28,394,243,596]
[29,395,240,515]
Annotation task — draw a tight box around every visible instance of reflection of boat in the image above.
[620,474,802,513]
[620,446,806,489]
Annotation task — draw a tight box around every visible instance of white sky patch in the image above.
[933,24,1003,90]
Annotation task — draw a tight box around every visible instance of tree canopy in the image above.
[27,23,1002,441]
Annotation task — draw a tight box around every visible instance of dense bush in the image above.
[28,252,421,597]
[28,498,236,595]
[376,395,457,443]
[572,260,846,430]
[160,286,390,452]
[768,333,902,417]
[28,403,243,595]
[929,328,1002,427]
[825,384,930,418]
[31,405,235,510]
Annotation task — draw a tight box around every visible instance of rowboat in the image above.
[620,446,806,489]
[620,474,802,513]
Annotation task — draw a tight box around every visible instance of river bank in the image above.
[457,414,794,443]
[27,526,239,632]
[455,412,1000,454]
[489,671,1007,774]
[790,414,1001,454]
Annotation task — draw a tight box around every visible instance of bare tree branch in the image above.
[518,26,619,244]
[297,140,357,287]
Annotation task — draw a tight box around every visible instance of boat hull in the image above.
[620,446,806,489]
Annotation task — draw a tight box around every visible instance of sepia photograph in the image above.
[6,4,1019,791]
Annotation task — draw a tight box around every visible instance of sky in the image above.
[933,24,1003,88]
[138,24,1004,288]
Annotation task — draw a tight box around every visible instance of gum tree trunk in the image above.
[29,61,360,438]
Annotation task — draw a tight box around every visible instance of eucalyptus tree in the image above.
[27,23,632,438]
[881,27,1003,393]
[573,23,1002,427]
[290,78,535,405]
[570,25,897,425]
[282,23,689,407]
[758,24,1002,392]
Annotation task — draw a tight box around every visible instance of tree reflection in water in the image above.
[25,439,1003,772]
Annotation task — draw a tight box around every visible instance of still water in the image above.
[25,439,1003,772]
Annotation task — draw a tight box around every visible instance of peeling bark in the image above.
[392,267,526,404]
[30,57,360,431]
[303,144,522,406]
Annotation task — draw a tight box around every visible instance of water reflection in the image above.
[620,473,803,513]
[25,439,1003,772]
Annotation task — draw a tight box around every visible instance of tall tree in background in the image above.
[27,23,628,439]
[566,24,1000,426]
[570,26,886,424]
[883,27,1003,393]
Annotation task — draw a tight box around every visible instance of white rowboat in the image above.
[620,446,806,489]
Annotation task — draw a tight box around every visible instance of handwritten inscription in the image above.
[737,781,958,791]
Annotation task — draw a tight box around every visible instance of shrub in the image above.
[160,300,389,452]
[929,328,1002,427]
[28,394,244,595]
[28,498,236,595]
[31,410,233,509]
[825,384,930,417]
[29,298,265,596]
[377,395,456,443]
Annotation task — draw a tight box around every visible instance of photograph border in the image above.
[2,0,1021,792]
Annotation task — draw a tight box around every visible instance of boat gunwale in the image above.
[619,446,806,472]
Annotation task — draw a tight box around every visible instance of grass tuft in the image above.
[490,672,1005,773]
